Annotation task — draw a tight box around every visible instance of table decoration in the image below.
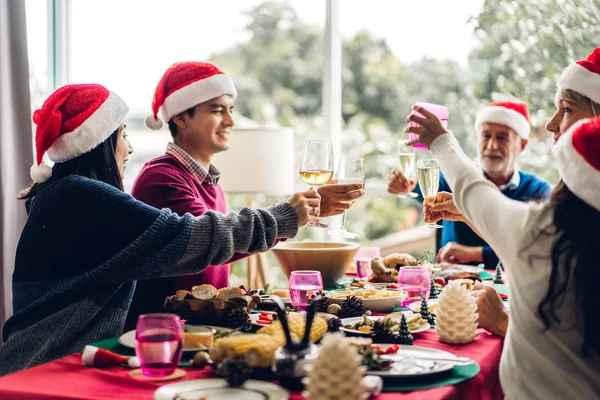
[435,281,478,344]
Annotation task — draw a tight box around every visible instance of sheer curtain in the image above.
[0,0,33,330]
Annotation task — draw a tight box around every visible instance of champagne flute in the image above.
[417,159,443,229]
[327,156,364,239]
[299,140,334,228]
[397,139,418,198]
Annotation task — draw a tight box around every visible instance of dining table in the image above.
[0,281,509,400]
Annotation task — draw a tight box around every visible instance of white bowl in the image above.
[326,288,407,312]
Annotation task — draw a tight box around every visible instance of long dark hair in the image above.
[534,181,600,355]
[18,128,123,213]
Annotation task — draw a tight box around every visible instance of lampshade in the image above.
[212,127,295,195]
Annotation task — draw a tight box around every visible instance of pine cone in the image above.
[216,356,253,387]
[372,320,395,343]
[341,295,367,318]
[226,308,252,332]
[327,317,342,332]
[309,291,332,313]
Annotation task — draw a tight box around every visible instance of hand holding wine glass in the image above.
[417,159,443,229]
[327,156,364,239]
[394,139,418,198]
[287,189,321,227]
[299,140,334,228]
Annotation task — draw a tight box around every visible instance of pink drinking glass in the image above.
[397,266,431,307]
[135,313,183,377]
[353,247,381,279]
[288,270,323,310]
[409,102,449,150]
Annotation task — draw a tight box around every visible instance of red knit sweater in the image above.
[131,154,230,288]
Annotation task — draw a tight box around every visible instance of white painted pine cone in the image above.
[303,333,367,400]
[435,280,478,344]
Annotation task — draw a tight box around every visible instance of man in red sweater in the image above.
[126,62,363,328]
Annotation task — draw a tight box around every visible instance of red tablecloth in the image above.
[0,329,503,400]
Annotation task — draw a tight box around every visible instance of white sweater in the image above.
[431,134,600,400]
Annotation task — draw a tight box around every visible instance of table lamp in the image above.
[212,127,295,288]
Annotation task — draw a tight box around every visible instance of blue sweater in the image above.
[0,175,297,375]
[416,170,551,268]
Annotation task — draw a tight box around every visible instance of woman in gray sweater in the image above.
[0,83,318,375]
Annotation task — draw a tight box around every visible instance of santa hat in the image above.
[82,345,138,368]
[30,84,128,183]
[145,61,237,130]
[557,48,600,105]
[553,116,600,211]
[474,100,530,139]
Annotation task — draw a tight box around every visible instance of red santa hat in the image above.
[145,61,237,130]
[474,100,530,139]
[30,84,128,183]
[557,48,600,105]
[553,116,600,211]
[82,345,138,368]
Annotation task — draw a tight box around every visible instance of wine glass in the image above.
[288,270,323,310]
[135,313,183,377]
[397,266,431,307]
[417,159,443,229]
[328,156,364,239]
[397,139,418,198]
[299,140,334,228]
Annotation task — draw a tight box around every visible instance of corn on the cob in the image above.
[210,333,283,368]
[257,315,328,343]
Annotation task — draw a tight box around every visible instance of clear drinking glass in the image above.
[353,247,381,279]
[409,102,449,150]
[135,313,183,377]
[299,140,334,228]
[397,266,431,307]
[288,270,323,310]
[397,139,418,199]
[327,156,364,239]
[417,159,443,229]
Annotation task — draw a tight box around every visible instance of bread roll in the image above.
[190,284,218,300]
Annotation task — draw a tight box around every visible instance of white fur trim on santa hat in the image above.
[81,345,100,366]
[161,74,237,122]
[557,63,600,106]
[46,92,129,163]
[145,114,163,130]
[30,162,52,183]
[475,106,530,139]
[553,119,600,211]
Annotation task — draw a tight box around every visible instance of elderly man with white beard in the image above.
[388,100,551,269]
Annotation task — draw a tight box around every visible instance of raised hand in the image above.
[388,168,417,195]
[287,189,321,227]
[423,192,465,223]
[318,182,364,217]
[405,105,449,148]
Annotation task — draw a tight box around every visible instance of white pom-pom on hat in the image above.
[145,114,163,131]
[30,163,52,183]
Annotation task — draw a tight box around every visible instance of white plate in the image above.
[119,325,238,352]
[340,314,431,336]
[326,289,407,312]
[154,378,289,400]
[408,299,509,312]
[367,345,467,377]
[250,312,335,327]
[436,263,484,273]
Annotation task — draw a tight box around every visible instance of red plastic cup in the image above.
[409,102,449,150]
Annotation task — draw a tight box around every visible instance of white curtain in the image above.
[0,0,34,331]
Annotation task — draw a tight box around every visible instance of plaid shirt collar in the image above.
[166,142,220,186]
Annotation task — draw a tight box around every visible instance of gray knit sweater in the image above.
[0,175,297,375]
